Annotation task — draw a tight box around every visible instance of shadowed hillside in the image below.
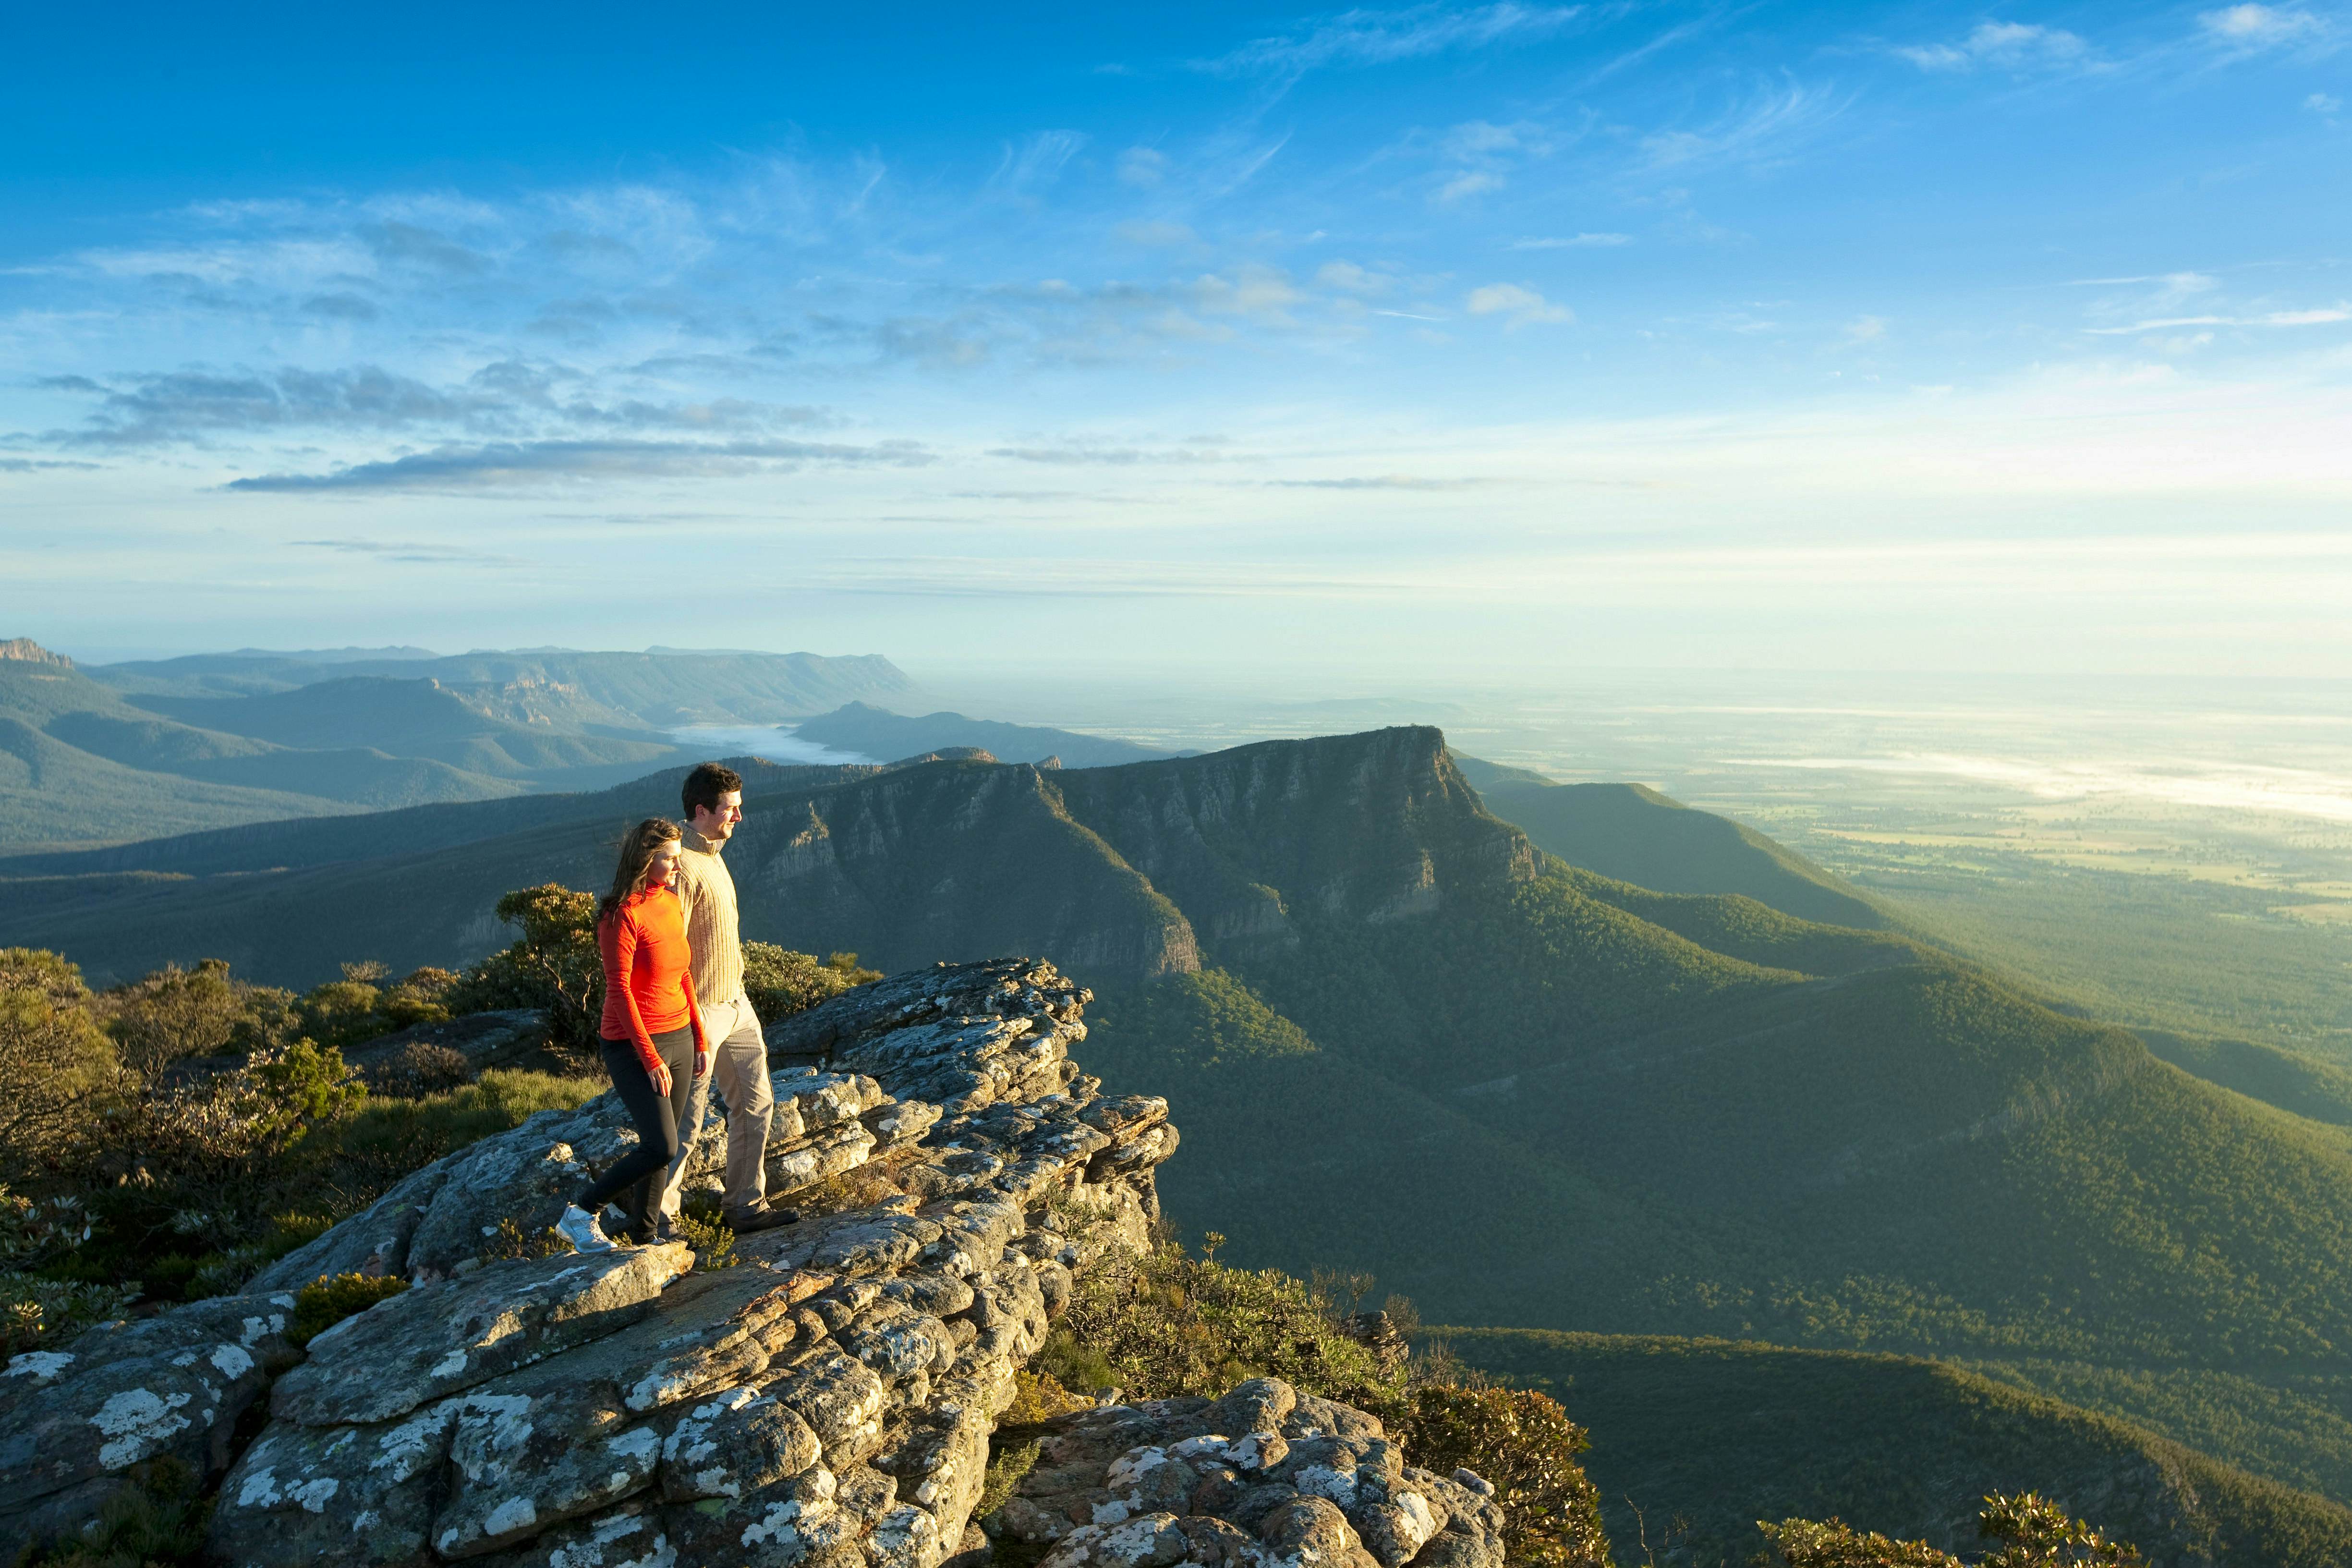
[1435,1326,2352,1568]
[1475,773,1891,930]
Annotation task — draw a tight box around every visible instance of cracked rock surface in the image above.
[2,959,1175,1568]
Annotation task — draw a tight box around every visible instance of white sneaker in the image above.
[556,1204,615,1253]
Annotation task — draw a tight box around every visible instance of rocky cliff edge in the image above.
[0,958,1506,1568]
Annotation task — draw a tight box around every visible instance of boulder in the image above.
[0,1290,298,1558]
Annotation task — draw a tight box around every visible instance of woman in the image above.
[556,817,710,1252]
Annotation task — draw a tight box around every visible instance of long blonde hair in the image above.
[599,817,682,923]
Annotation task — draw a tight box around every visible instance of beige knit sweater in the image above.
[672,825,746,1007]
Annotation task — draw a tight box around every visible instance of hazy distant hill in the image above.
[791,701,1178,768]
[93,644,912,723]
[0,640,912,850]
[124,676,677,778]
[0,649,517,846]
[1437,1327,2352,1568]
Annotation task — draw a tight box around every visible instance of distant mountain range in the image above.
[0,640,912,850]
[10,719,2352,1539]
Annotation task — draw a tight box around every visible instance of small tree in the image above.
[451,885,603,1048]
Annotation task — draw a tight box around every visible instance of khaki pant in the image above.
[658,994,772,1218]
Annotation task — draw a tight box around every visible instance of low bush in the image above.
[289,1272,409,1347]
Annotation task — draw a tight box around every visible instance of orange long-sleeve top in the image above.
[596,886,707,1072]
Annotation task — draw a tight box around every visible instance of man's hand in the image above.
[649,1061,674,1098]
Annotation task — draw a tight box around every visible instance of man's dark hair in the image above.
[682,762,744,823]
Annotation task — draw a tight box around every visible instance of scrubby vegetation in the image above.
[1015,1232,1612,1568]
[288,1272,409,1346]
[0,893,873,1343]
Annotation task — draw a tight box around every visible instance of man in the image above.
[656,761,789,1233]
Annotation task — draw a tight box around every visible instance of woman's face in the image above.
[644,840,681,889]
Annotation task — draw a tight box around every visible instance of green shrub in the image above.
[290,1272,409,1346]
[1759,1518,1957,1568]
[99,958,298,1073]
[380,966,459,1029]
[673,1210,738,1269]
[0,959,119,1184]
[742,945,880,1024]
[1395,1384,1610,1568]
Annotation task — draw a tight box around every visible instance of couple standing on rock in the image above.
[556,761,794,1252]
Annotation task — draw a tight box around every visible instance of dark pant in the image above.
[576,1027,695,1232]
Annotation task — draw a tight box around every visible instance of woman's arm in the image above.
[597,906,664,1074]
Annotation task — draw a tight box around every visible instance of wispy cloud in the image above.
[228,437,931,492]
[2081,306,2351,333]
[1896,21,2091,72]
[1267,474,1483,489]
[292,537,526,565]
[1508,232,1630,249]
[1203,3,1583,85]
[1639,80,1849,170]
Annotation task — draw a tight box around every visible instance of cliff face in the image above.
[0,638,73,669]
[1051,728,1535,957]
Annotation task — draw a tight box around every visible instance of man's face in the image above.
[691,790,743,844]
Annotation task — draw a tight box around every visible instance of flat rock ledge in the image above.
[0,958,1180,1568]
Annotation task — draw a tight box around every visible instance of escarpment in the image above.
[0,958,1502,1568]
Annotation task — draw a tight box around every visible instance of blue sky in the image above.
[3,2,2348,681]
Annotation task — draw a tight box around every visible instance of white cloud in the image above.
[1843,315,1887,344]
[1466,283,1572,327]
[1436,170,1506,203]
[2199,5,2327,47]
[1316,261,1393,295]
[2308,91,2343,111]
[1118,147,1170,187]
[1897,21,2089,71]
[1508,233,1632,249]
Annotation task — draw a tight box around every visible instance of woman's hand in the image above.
[649,1061,674,1098]
[694,1047,710,1081]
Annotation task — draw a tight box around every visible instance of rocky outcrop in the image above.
[0,958,1176,1567]
[0,637,72,668]
[991,1377,1505,1568]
